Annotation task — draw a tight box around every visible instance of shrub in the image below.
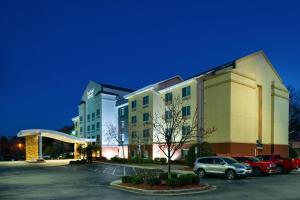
[178,174,200,185]
[122,176,133,183]
[95,156,107,161]
[170,159,187,165]
[131,175,144,185]
[153,157,167,164]
[166,178,180,187]
[289,146,298,158]
[146,178,161,186]
[185,142,214,167]
[159,172,178,180]
[111,156,128,163]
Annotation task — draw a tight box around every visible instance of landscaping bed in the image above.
[120,182,205,190]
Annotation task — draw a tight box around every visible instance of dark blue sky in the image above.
[1,0,299,136]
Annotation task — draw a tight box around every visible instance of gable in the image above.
[81,80,102,102]
[234,51,287,90]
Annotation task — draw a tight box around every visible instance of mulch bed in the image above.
[121,183,206,190]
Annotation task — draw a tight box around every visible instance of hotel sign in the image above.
[87,88,95,99]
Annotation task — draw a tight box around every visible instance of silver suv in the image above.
[193,156,252,180]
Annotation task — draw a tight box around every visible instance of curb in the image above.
[109,180,216,196]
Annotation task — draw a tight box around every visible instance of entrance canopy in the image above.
[17,129,96,144]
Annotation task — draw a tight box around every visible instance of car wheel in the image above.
[226,170,236,180]
[197,169,206,178]
[252,167,263,176]
[276,165,284,174]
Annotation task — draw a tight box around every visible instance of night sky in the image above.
[1,0,300,136]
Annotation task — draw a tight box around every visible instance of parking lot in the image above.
[0,162,300,200]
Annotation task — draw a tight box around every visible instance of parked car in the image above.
[292,158,300,169]
[256,154,294,174]
[193,156,252,180]
[233,156,277,176]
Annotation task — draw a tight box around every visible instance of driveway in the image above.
[0,162,299,200]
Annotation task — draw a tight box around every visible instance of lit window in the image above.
[120,107,125,116]
[120,120,125,128]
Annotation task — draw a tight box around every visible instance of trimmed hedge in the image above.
[146,178,161,186]
[122,176,133,183]
[111,156,128,163]
[69,159,87,165]
[131,175,144,185]
[178,174,199,185]
[159,172,178,180]
[166,178,180,187]
[153,157,167,164]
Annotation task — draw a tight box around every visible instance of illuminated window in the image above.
[182,86,191,98]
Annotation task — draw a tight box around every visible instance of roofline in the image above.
[98,82,135,92]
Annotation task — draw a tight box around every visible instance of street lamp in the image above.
[17,143,23,149]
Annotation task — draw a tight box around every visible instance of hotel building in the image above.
[73,50,290,159]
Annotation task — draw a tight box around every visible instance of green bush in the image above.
[146,178,161,186]
[121,176,133,183]
[166,178,180,187]
[178,174,191,186]
[153,157,167,164]
[111,156,128,163]
[159,172,178,180]
[289,146,298,158]
[188,174,200,184]
[185,142,215,167]
[131,175,144,185]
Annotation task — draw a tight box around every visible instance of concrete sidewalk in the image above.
[98,161,194,174]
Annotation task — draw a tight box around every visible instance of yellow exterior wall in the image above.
[204,72,231,143]
[128,89,154,145]
[159,80,198,143]
[233,51,289,146]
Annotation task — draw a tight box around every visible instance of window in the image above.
[80,116,83,123]
[182,125,191,135]
[92,124,95,131]
[143,113,149,122]
[96,135,100,142]
[120,120,125,128]
[165,110,172,120]
[87,114,90,121]
[96,109,100,117]
[87,126,90,132]
[131,116,137,124]
[182,106,191,117]
[143,96,149,105]
[80,127,83,133]
[120,107,125,116]
[131,100,137,109]
[92,112,95,120]
[165,92,173,103]
[143,129,150,138]
[182,86,191,98]
[96,122,100,129]
[132,131,137,138]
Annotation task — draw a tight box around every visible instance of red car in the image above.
[234,156,277,176]
[292,158,300,169]
[257,154,294,174]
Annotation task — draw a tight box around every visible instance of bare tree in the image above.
[151,96,216,179]
[105,122,125,158]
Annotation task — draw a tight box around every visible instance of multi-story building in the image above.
[124,50,289,159]
[72,81,133,158]
[73,50,290,159]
